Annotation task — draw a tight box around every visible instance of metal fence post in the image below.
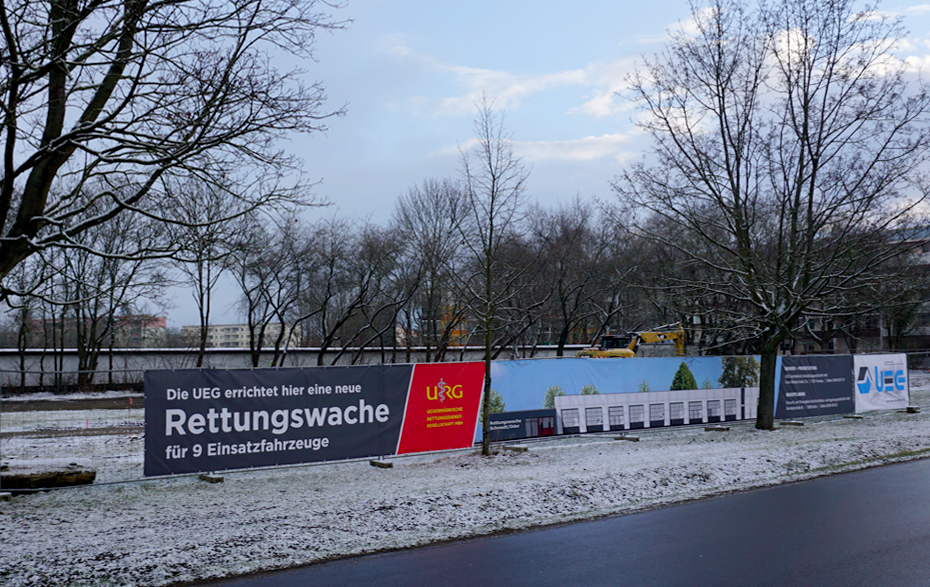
[1,378,4,494]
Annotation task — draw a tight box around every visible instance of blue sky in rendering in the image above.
[490,356,726,411]
[171,0,930,326]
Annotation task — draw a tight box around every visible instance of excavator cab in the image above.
[598,335,627,350]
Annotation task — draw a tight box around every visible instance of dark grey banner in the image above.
[775,355,854,419]
[489,409,557,442]
[144,366,412,476]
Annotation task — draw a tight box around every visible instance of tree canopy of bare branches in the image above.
[458,98,543,455]
[0,0,342,292]
[392,178,466,362]
[614,0,930,429]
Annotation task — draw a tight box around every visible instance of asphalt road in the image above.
[205,458,930,586]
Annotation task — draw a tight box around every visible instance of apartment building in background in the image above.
[181,323,301,349]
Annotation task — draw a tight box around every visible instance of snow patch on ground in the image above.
[2,390,143,402]
[1,408,143,434]
[1,372,929,587]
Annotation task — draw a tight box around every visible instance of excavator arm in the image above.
[628,325,686,357]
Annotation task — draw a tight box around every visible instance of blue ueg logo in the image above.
[856,367,872,394]
[857,366,905,394]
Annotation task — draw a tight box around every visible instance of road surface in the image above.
[205,458,930,586]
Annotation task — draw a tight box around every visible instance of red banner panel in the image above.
[396,362,486,454]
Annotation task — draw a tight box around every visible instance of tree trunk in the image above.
[405,313,413,364]
[556,324,569,357]
[195,268,210,368]
[196,298,209,368]
[481,312,493,456]
[481,343,492,456]
[755,335,781,430]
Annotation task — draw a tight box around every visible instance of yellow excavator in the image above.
[576,323,686,358]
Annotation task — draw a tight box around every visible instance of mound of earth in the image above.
[1,459,96,491]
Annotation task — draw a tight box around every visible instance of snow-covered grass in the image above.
[2,408,143,433]
[2,406,144,482]
[2,433,144,483]
[2,372,930,587]
[2,390,143,402]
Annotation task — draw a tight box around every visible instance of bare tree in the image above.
[483,232,549,359]
[307,222,406,366]
[530,198,623,355]
[228,212,308,367]
[623,210,751,354]
[1,259,43,390]
[457,97,541,455]
[0,0,342,288]
[27,207,168,388]
[169,177,246,366]
[334,225,413,365]
[392,178,466,362]
[615,0,930,429]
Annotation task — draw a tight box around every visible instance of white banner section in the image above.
[854,354,909,413]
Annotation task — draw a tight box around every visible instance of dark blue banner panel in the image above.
[488,409,557,442]
[144,366,412,476]
[775,355,854,419]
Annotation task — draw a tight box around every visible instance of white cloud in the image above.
[440,133,632,163]
[904,54,930,73]
[381,39,589,115]
[850,9,896,21]
[575,91,621,117]
[906,4,930,14]
[432,66,589,116]
[669,6,719,38]
[571,59,639,118]
[381,39,637,119]
[897,38,920,53]
[635,33,671,45]
[516,134,632,162]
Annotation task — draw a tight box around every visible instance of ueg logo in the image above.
[857,366,906,394]
[426,378,463,402]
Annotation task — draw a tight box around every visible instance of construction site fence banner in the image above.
[489,356,751,413]
[854,354,909,413]
[774,355,856,419]
[488,409,557,442]
[144,362,485,477]
[489,354,907,435]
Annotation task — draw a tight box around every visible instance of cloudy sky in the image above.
[169,0,930,326]
[296,0,930,217]
[292,0,712,220]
